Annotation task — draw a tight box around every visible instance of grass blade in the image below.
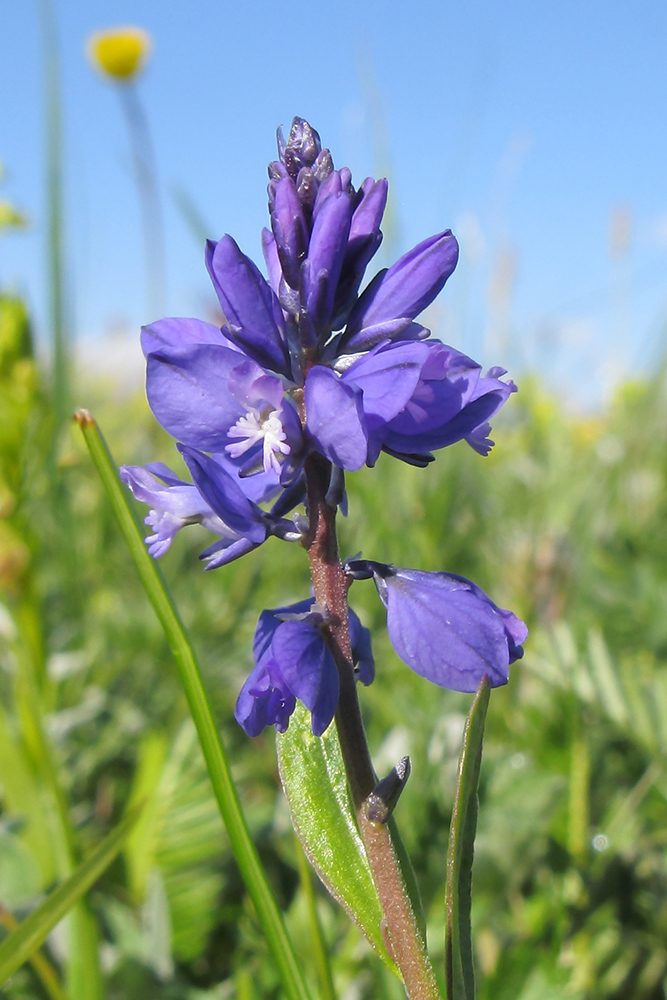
[444,676,491,1000]
[0,905,69,1000]
[36,0,69,425]
[76,410,313,1000]
[295,840,337,1000]
[0,806,140,985]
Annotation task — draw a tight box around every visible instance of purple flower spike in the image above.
[128,118,518,583]
[345,560,527,693]
[236,600,375,736]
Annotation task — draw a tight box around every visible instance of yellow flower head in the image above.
[87,26,152,82]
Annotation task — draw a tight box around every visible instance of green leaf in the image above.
[76,412,312,1000]
[277,702,397,973]
[0,805,141,985]
[444,676,491,1000]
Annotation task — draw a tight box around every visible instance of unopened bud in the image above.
[365,756,411,824]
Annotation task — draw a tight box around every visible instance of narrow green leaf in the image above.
[295,841,337,1000]
[587,628,628,727]
[0,806,140,985]
[444,676,491,1000]
[0,905,69,1000]
[76,412,312,1000]
[277,702,397,973]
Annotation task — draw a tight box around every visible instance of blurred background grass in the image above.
[3,3,667,997]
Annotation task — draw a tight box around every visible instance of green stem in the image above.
[119,84,166,317]
[76,411,313,1000]
[35,0,69,425]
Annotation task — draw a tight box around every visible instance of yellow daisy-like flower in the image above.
[87,26,152,82]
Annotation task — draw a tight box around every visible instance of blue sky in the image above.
[2,0,667,404]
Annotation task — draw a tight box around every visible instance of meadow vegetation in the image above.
[2,283,667,998]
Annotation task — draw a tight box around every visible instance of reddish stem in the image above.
[303,453,441,1000]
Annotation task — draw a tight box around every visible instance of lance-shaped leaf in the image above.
[277,703,398,975]
[0,806,141,985]
[445,676,491,1000]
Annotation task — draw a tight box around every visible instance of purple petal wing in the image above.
[304,366,368,471]
[179,446,267,543]
[300,191,353,341]
[205,235,291,376]
[141,317,233,358]
[343,231,459,350]
[261,227,282,294]
[381,568,526,692]
[384,387,511,456]
[271,620,339,736]
[349,178,388,248]
[330,178,388,325]
[342,341,430,425]
[269,176,308,288]
[252,601,312,665]
[146,345,262,451]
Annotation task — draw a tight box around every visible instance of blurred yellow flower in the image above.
[87,26,152,82]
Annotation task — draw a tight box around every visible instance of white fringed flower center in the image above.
[226,406,290,474]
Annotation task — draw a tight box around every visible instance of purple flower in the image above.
[338,230,459,352]
[303,339,431,470]
[344,560,527,692]
[120,462,230,557]
[205,235,294,377]
[127,117,517,566]
[145,340,304,479]
[178,446,303,568]
[121,451,302,569]
[235,600,374,736]
[374,346,517,466]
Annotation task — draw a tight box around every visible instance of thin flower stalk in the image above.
[303,451,441,1000]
